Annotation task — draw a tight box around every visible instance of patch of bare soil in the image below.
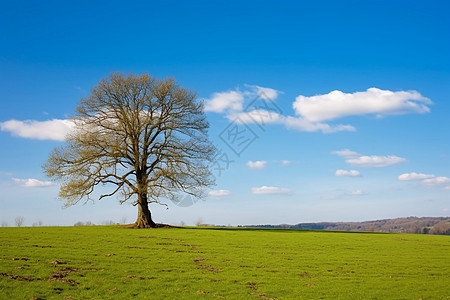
[194,257,207,262]
[245,281,262,290]
[193,257,222,272]
[12,257,29,261]
[162,237,184,241]
[48,267,79,286]
[50,260,66,266]
[2,263,80,286]
[250,292,277,300]
[196,290,226,298]
[0,272,35,281]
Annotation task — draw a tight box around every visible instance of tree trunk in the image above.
[133,193,156,228]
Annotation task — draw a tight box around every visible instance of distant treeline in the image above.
[244,217,450,235]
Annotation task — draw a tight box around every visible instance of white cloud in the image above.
[251,186,292,195]
[284,116,355,133]
[246,160,267,170]
[0,119,74,141]
[347,155,406,167]
[397,172,450,189]
[335,169,361,177]
[281,160,291,166]
[208,190,231,197]
[13,178,54,188]
[229,110,284,125]
[203,90,244,113]
[230,112,355,134]
[332,149,360,159]
[249,85,280,100]
[398,172,435,181]
[205,86,431,134]
[333,149,406,167]
[350,189,367,195]
[293,88,431,122]
[421,176,450,187]
[204,85,281,114]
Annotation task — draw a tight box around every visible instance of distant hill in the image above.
[244,216,450,235]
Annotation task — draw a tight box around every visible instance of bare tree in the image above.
[44,73,215,228]
[15,216,24,227]
[32,220,43,227]
[195,217,203,227]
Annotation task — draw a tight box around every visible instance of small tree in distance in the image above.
[44,73,215,228]
[15,216,24,227]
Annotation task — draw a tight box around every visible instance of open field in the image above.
[0,226,449,299]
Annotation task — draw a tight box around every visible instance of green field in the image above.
[0,226,449,299]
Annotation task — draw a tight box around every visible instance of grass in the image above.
[0,226,449,299]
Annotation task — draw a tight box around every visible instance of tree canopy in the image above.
[43,73,215,228]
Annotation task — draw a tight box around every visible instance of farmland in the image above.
[0,226,449,299]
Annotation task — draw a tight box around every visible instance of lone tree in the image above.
[44,73,215,228]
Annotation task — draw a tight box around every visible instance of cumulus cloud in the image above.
[251,186,292,195]
[208,190,231,197]
[335,169,361,177]
[206,86,431,134]
[248,85,281,100]
[398,172,435,181]
[421,177,450,187]
[293,88,431,122]
[397,172,450,190]
[0,119,74,141]
[203,90,245,113]
[246,160,267,170]
[333,149,406,167]
[13,178,54,188]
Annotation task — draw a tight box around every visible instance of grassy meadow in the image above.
[0,226,449,299]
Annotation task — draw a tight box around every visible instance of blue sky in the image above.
[1,0,449,226]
